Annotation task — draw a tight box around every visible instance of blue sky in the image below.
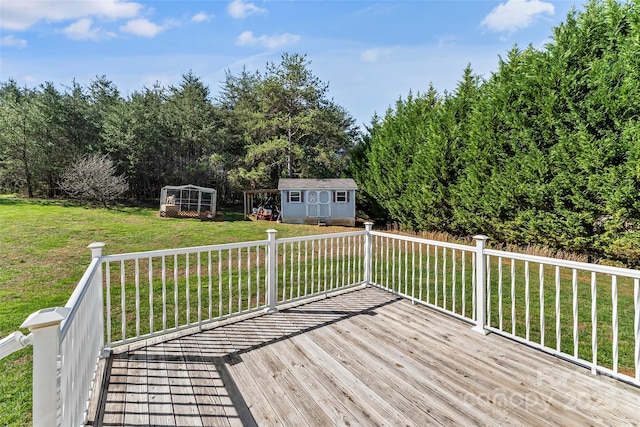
[0,0,579,128]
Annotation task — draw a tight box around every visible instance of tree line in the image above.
[352,0,640,263]
[3,0,640,263]
[0,53,358,203]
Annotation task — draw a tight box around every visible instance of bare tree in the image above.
[60,153,128,207]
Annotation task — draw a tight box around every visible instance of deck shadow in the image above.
[91,287,401,426]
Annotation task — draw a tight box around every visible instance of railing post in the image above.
[88,242,109,356]
[88,241,105,260]
[364,222,374,286]
[265,229,278,314]
[21,307,70,427]
[472,235,489,335]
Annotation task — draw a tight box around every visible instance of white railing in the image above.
[369,231,482,324]
[3,224,640,426]
[102,238,270,346]
[367,231,640,387]
[275,231,367,305]
[57,243,106,427]
[4,243,106,427]
[482,248,640,385]
[102,229,368,347]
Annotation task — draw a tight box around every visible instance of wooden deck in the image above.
[87,286,640,426]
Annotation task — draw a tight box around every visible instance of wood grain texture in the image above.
[87,287,640,426]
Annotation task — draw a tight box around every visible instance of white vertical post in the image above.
[88,241,105,260]
[87,242,108,355]
[364,222,373,286]
[472,235,489,335]
[21,307,69,427]
[265,229,278,314]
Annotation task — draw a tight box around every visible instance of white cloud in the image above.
[61,18,114,41]
[120,18,172,37]
[1,34,27,48]
[0,0,143,31]
[227,0,266,19]
[481,0,554,34]
[237,31,300,49]
[360,48,393,63]
[192,12,214,23]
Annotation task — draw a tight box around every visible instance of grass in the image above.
[2,196,638,425]
[0,195,350,426]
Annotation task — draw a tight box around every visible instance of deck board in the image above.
[87,286,640,426]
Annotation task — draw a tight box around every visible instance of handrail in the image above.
[484,248,640,279]
[0,331,32,360]
[370,230,473,252]
[102,239,269,262]
[60,256,101,339]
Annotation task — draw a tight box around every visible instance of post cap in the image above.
[21,307,70,330]
[87,242,106,250]
[472,235,489,241]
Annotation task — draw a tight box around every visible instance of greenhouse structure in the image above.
[159,184,217,220]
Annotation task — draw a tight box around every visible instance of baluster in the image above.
[498,257,503,330]
[540,264,544,346]
[228,249,233,315]
[462,252,466,317]
[208,251,212,320]
[297,242,301,298]
[555,266,561,352]
[511,260,516,335]
[612,275,618,373]
[426,244,431,304]
[525,261,530,341]
[634,278,639,381]
[149,257,154,334]
[411,242,416,302]
[452,249,456,314]
[435,246,439,306]
[591,271,597,374]
[174,254,178,329]
[572,269,578,358]
[218,250,223,317]
[290,242,295,298]
[135,258,140,337]
[282,242,287,300]
[186,254,190,325]
[486,254,490,327]
[237,247,242,312]
[404,240,409,296]
[197,252,202,325]
[443,247,447,310]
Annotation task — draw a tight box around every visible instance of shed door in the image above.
[307,190,330,218]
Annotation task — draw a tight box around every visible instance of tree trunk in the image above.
[287,116,293,178]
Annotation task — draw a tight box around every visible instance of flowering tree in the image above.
[59,154,128,207]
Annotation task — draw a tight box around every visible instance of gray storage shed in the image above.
[278,178,358,226]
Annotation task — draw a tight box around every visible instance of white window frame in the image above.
[289,190,302,203]
[335,191,348,203]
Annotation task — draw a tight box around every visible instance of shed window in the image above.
[289,191,302,203]
[335,191,348,203]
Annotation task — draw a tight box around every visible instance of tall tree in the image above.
[225,53,357,190]
[162,72,220,188]
[0,81,38,197]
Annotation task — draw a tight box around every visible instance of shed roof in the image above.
[161,184,216,193]
[278,178,358,191]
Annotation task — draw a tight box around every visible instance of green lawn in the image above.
[2,196,637,426]
[0,196,349,426]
